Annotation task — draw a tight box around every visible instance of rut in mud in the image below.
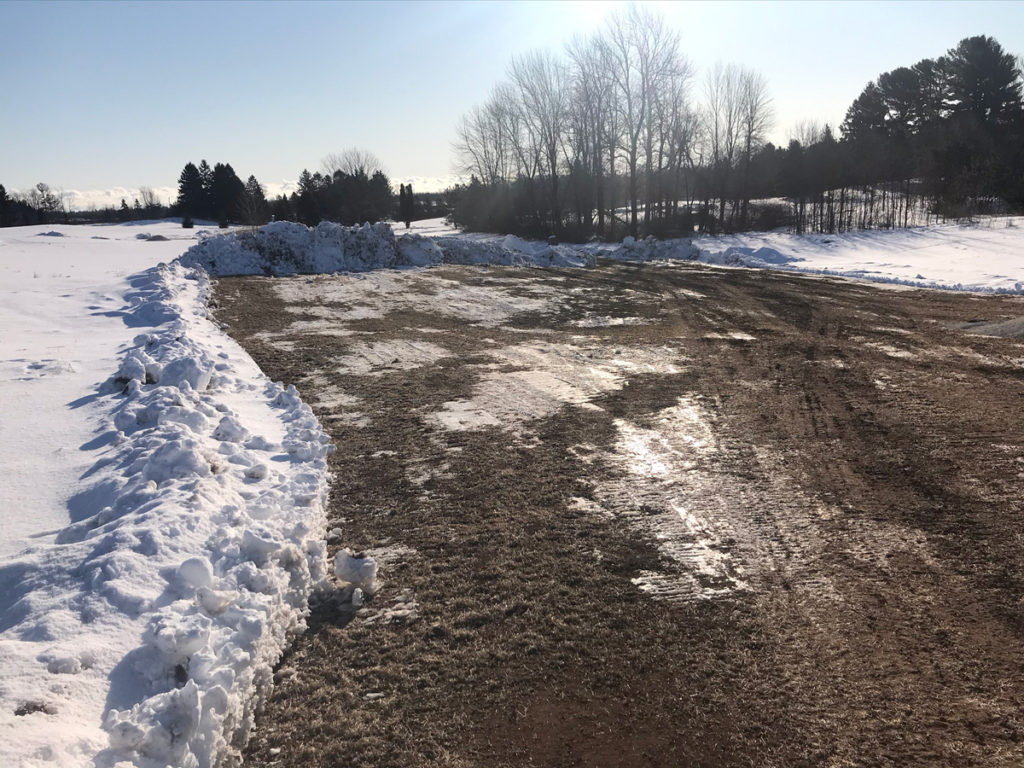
[213,261,1024,767]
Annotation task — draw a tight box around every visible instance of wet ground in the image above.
[213,260,1024,767]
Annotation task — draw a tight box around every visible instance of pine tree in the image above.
[119,198,131,222]
[946,36,1024,128]
[198,160,214,219]
[210,163,245,224]
[242,175,268,226]
[176,162,204,218]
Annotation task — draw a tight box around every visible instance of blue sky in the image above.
[2,0,1023,205]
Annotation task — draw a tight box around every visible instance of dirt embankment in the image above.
[213,262,1024,767]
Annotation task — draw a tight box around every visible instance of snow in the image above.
[425,340,682,432]
[688,218,1024,293]
[0,223,331,768]
[180,220,593,277]
[186,217,1024,295]
[2,212,1023,766]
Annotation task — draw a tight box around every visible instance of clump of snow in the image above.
[334,550,379,595]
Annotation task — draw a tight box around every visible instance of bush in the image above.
[182,215,194,229]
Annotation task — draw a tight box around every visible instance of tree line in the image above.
[1,148,450,230]
[172,149,450,228]
[449,4,1024,239]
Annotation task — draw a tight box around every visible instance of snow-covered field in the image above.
[1,213,1022,767]
[688,218,1024,293]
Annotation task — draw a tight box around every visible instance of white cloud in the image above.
[41,186,179,211]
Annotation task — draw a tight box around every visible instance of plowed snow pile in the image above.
[0,224,331,768]
[179,221,593,276]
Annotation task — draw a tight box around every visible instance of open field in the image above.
[213,260,1024,767]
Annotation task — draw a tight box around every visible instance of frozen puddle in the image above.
[590,397,748,602]
[425,341,683,432]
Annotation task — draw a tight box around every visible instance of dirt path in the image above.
[213,261,1024,767]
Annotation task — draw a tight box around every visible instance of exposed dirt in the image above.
[213,261,1024,767]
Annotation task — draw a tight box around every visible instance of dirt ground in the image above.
[212,260,1024,768]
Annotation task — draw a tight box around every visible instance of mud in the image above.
[213,261,1024,767]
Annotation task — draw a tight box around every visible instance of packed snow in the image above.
[0,223,331,768]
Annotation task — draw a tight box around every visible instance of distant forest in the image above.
[4,8,1022,241]
[450,5,1024,240]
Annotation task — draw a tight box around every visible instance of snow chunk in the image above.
[335,550,379,594]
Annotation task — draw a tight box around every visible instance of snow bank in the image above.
[179,221,595,277]
[0,257,332,767]
[605,234,701,263]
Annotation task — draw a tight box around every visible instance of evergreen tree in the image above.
[119,198,131,222]
[242,175,269,225]
[176,162,204,218]
[402,182,415,226]
[945,35,1023,128]
[198,160,214,219]
[210,163,245,223]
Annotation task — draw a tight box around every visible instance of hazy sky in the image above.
[2,0,1023,206]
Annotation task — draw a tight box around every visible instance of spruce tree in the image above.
[176,162,203,219]
[198,160,214,219]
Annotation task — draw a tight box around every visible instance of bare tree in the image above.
[738,68,774,226]
[703,63,744,230]
[509,50,568,229]
[788,119,826,148]
[566,33,619,235]
[602,4,684,236]
[321,149,386,178]
[138,186,160,210]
